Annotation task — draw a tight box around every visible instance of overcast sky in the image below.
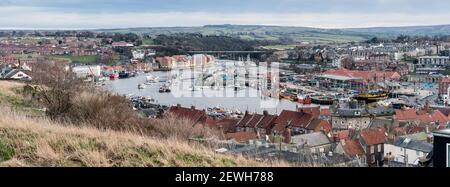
[1,0,450,29]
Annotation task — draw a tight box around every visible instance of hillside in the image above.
[96,24,450,44]
[96,25,371,44]
[0,81,286,167]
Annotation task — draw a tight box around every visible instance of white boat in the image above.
[146,75,159,83]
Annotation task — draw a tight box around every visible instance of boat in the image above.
[311,96,335,105]
[138,84,146,89]
[119,71,130,79]
[279,92,298,102]
[353,90,389,103]
[109,73,119,80]
[159,85,171,93]
[146,75,159,83]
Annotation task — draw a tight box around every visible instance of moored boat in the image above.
[311,96,335,105]
[353,90,389,103]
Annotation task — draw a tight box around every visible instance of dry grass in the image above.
[0,81,24,97]
[0,107,289,167]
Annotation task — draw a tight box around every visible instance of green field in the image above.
[50,55,99,64]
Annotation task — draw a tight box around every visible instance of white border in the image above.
[447,143,450,167]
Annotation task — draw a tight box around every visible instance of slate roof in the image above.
[394,137,432,153]
[290,132,331,147]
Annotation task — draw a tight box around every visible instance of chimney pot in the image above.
[263,110,269,116]
[191,106,195,110]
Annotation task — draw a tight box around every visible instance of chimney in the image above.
[340,139,346,146]
[245,110,249,115]
[284,128,292,143]
[263,110,269,116]
[176,104,181,108]
[190,106,195,110]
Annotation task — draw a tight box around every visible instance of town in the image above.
[3,24,450,168]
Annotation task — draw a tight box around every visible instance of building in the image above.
[384,137,432,166]
[290,132,332,154]
[235,111,277,136]
[432,129,450,167]
[271,110,315,138]
[417,56,450,67]
[0,69,32,80]
[439,77,450,95]
[331,106,372,131]
[72,65,101,78]
[360,128,386,167]
[167,105,209,126]
[334,139,365,161]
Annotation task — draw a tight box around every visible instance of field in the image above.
[50,55,99,64]
[98,25,371,44]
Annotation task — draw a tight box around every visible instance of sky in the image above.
[1,0,450,29]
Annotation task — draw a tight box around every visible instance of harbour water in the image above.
[104,60,302,114]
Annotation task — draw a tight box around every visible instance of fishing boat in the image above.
[109,73,119,80]
[311,96,335,105]
[279,92,298,102]
[353,90,389,103]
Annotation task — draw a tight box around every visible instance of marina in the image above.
[104,60,306,114]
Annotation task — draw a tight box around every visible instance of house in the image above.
[167,105,208,126]
[1,69,32,80]
[331,107,372,131]
[305,119,332,134]
[334,139,365,161]
[271,110,315,138]
[72,65,101,78]
[235,110,277,136]
[384,137,432,166]
[394,107,450,127]
[290,132,332,154]
[360,128,387,167]
[432,129,450,167]
[224,132,258,143]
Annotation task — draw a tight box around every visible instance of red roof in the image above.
[225,132,258,142]
[236,113,277,130]
[214,118,239,133]
[168,106,207,125]
[342,140,365,156]
[299,107,320,118]
[323,68,400,82]
[361,128,386,145]
[395,108,450,125]
[333,130,350,141]
[320,108,331,116]
[272,110,314,132]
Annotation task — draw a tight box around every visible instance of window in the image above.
[370,146,374,154]
[378,144,382,152]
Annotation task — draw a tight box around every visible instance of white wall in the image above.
[384,144,428,166]
[72,65,101,78]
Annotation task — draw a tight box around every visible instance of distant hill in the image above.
[343,24,450,38]
[95,24,450,44]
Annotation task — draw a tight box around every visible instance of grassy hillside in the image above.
[0,80,287,167]
[97,25,371,44]
[96,24,450,44]
[0,109,278,167]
